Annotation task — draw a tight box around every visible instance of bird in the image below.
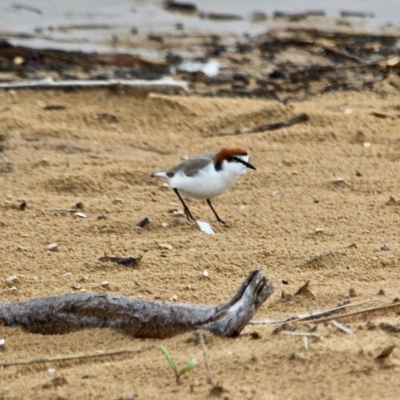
[150,147,256,225]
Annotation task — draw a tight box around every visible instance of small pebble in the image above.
[159,243,173,250]
[171,294,178,301]
[173,210,184,216]
[203,270,209,277]
[315,228,324,234]
[101,280,110,288]
[0,338,5,348]
[138,217,150,228]
[48,368,56,374]
[349,288,357,297]
[47,243,58,251]
[13,56,24,65]
[161,222,169,228]
[363,142,371,148]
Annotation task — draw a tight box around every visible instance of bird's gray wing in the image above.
[167,152,215,177]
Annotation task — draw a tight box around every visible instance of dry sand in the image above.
[1,87,400,399]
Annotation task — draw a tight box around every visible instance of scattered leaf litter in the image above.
[98,254,142,266]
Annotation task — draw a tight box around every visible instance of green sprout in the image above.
[159,345,197,383]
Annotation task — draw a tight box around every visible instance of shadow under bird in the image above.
[150,147,256,225]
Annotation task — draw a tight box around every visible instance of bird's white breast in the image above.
[169,158,247,199]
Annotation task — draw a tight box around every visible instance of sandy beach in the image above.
[0,82,400,398]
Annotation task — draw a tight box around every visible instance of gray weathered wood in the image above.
[0,270,274,338]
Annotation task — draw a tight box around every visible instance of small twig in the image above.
[43,208,77,213]
[281,331,323,339]
[0,348,146,368]
[197,331,212,384]
[312,302,400,324]
[320,45,363,63]
[250,298,377,325]
[0,77,188,93]
[331,319,354,334]
[204,113,309,137]
[303,336,309,352]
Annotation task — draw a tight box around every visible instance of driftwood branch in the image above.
[0,270,274,339]
[205,113,309,137]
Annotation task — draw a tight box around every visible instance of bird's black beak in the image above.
[244,161,256,170]
[233,156,256,170]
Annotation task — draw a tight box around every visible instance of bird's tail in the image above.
[150,171,168,179]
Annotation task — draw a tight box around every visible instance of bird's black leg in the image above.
[207,199,229,226]
[174,189,196,221]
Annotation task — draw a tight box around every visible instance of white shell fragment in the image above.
[332,177,345,184]
[0,338,5,347]
[6,275,18,285]
[172,210,184,216]
[178,59,220,77]
[363,142,371,148]
[47,242,58,251]
[48,368,56,374]
[315,228,324,234]
[197,221,215,235]
[203,270,210,277]
[101,280,110,288]
[75,212,87,218]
